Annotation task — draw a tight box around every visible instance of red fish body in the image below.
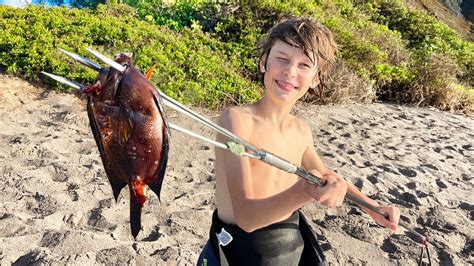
[85,54,169,238]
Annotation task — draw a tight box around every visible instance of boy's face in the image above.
[260,40,319,105]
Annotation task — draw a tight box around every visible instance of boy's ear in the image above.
[259,55,267,73]
[311,76,320,88]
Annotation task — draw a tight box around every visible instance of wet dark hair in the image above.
[257,15,338,90]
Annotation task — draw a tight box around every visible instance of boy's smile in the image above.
[261,40,318,103]
[275,79,297,91]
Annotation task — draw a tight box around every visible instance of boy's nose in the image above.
[283,63,298,77]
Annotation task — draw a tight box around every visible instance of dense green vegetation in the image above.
[0,4,260,107]
[0,0,472,111]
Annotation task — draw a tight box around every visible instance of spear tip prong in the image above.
[41,71,85,91]
[85,48,126,73]
[58,48,102,72]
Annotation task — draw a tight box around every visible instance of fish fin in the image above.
[148,126,169,202]
[146,93,170,201]
[129,185,143,239]
[87,101,128,202]
[145,64,156,80]
[118,110,132,145]
[109,177,127,202]
[153,93,170,136]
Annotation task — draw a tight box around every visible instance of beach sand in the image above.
[0,74,472,265]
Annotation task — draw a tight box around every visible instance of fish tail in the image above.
[129,185,143,239]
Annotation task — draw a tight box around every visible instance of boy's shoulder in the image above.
[218,106,256,136]
[288,114,312,138]
[220,106,311,134]
[219,105,254,121]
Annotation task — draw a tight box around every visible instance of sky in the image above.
[0,0,72,8]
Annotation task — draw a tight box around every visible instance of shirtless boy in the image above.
[198,16,400,265]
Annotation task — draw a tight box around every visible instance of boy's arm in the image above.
[217,107,314,232]
[345,182,400,231]
[302,125,399,230]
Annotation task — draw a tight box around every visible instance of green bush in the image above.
[0,4,261,108]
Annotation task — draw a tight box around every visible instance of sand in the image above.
[0,74,472,265]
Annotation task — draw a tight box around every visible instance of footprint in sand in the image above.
[51,162,69,182]
[398,167,417,177]
[461,173,471,181]
[341,133,351,138]
[421,163,438,171]
[435,179,448,189]
[366,174,378,184]
[406,182,416,189]
[461,144,472,150]
[150,246,179,261]
[87,199,116,233]
[141,225,163,242]
[341,221,379,242]
[376,164,398,174]
[381,234,421,262]
[459,202,474,220]
[39,230,67,248]
[415,190,430,198]
[0,213,38,237]
[66,183,79,201]
[416,215,456,233]
[26,193,58,218]
[380,237,399,254]
[315,233,332,251]
[388,189,421,207]
[350,119,361,125]
[399,192,422,206]
[319,129,331,136]
[321,152,335,158]
[13,248,58,265]
[353,178,364,189]
[95,246,135,264]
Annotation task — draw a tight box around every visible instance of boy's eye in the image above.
[277,57,288,62]
[300,63,312,69]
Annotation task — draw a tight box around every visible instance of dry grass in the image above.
[409,54,473,112]
[304,61,376,104]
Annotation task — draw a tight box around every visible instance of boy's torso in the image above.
[215,105,310,224]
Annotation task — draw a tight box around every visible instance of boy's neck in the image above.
[253,97,295,127]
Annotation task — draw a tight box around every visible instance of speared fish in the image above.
[43,49,169,238]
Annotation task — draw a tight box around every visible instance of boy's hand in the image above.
[303,170,347,208]
[367,205,400,231]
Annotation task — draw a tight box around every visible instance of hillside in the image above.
[407,0,473,41]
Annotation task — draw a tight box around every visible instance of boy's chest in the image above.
[247,124,306,195]
[249,125,307,166]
